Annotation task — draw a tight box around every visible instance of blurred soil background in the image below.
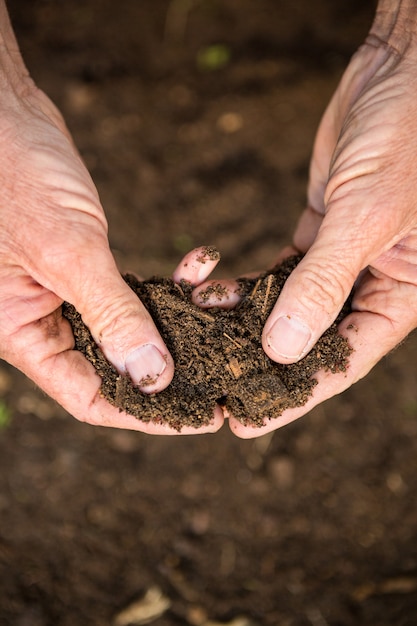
[1,1,417,625]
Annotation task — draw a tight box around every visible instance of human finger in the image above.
[190,247,301,310]
[34,230,175,395]
[261,180,398,365]
[230,270,417,437]
[6,308,224,434]
[292,208,324,253]
[172,245,221,286]
[191,279,241,309]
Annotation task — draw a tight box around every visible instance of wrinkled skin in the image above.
[190,28,417,437]
[0,2,223,434]
[3,2,417,437]
[0,94,228,432]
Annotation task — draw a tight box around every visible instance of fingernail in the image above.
[267,316,312,359]
[125,344,167,388]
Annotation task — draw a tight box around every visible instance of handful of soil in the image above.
[62,256,352,431]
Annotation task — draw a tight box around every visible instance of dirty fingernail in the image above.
[125,344,167,388]
[267,316,312,360]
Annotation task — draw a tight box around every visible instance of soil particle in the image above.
[196,245,221,262]
[198,282,231,303]
[63,256,352,431]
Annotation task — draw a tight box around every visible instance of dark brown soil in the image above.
[63,255,352,430]
[3,1,417,626]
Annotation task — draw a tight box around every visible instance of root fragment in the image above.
[249,278,261,301]
[223,332,242,349]
[262,274,273,316]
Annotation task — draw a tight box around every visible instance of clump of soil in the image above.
[62,255,352,431]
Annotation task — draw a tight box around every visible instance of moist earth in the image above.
[63,255,352,430]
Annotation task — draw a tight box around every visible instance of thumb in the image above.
[262,207,381,364]
[42,236,174,393]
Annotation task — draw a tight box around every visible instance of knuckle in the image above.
[85,290,150,360]
[86,292,138,340]
[295,262,353,319]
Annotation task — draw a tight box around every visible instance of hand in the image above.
[189,27,417,437]
[0,1,224,434]
[0,82,225,433]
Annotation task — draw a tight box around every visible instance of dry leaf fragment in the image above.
[113,586,171,626]
[228,358,243,379]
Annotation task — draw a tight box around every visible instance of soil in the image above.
[63,255,352,430]
[2,1,417,625]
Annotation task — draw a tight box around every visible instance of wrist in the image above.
[0,1,31,99]
[371,0,417,55]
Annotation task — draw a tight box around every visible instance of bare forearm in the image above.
[371,0,417,53]
[0,1,29,94]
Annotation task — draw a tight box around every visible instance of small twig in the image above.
[262,275,273,316]
[248,278,261,301]
[192,309,216,323]
[223,332,242,349]
[173,282,185,298]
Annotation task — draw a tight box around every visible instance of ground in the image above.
[1,1,417,625]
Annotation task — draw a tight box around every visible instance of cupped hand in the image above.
[188,33,417,437]
[0,82,225,433]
